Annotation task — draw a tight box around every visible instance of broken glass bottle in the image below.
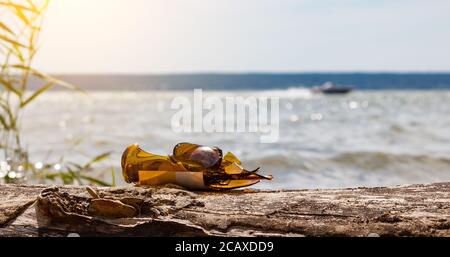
[121,143,273,190]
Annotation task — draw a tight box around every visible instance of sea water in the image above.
[20,87,450,189]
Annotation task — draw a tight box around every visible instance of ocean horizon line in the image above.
[47,71,450,76]
[24,73,450,91]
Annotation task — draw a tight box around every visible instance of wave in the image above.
[256,87,314,99]
[246,151,450,173]
[331,151,450,169]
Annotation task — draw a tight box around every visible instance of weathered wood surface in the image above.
[1,183,450,237]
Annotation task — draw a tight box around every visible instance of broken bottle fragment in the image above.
[121,143,273,190]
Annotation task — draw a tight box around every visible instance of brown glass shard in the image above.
[121,143,273,190]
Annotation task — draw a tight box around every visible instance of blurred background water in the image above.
[19,74,450,189]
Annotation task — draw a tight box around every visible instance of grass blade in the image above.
[0,101,16,129]
[0,114,9,129]
[0,77,22,96]
[21,82,54,107]
[14,7,32,26]
[11,64,79,90]
[26,0,38,13]
[67,167,84,186]
[111,167,116,187]
[0,22,14,35]
[0,2,36,12]
[84,152,112,169]
[11,45,26,63]
[67,162,84,171]
[0,34,28,48]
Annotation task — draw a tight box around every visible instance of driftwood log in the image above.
[1,183,450,237]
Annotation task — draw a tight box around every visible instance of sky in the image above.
[32,0,450,74]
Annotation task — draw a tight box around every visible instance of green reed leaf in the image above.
[60,172,73,185]
[0,22,14,35]
[67,166,84,186]
[84,152,113,169]
[0,2,37,12]
[0,77,22,96]
[0,114,9,129]
[43,173,58,181]
[111,167,116,187]
[35,0,49,13]
[11,64,79,90]
[14,7,32,26]
[67,162,84,171]
[0,101,16,129]
[11,44,25,63]
[20,82,54,107]
[0,45,20,61]
[25,0,38,13]
[0,34,28,48]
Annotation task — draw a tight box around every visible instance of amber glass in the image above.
[121,144,187,183]
[121,143,273,190]
[172,143,222,170]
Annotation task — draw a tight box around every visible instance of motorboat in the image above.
[311,82,353,94]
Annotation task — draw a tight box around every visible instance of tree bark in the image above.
[1,183,449,237]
